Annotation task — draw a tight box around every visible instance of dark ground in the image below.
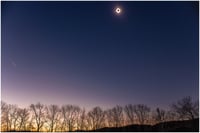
[86,118,199,132]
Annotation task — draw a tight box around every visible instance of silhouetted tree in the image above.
[124,104,135,125]
[153,108,166,123]
[1,101,9,131]
[165,110,178,122]
[87,106,105,130]
[27,117,35,131]
[107,105,124,128]
[85,114,91,131]
[1,96,199,132]
[61,105,81,131]
[171,96,199,120]
[151,108,167,131]
[2,104,19,131]
[105,109,115,127]
[45,105,60,132]
[18,108,30,131]
[30,103,46,132]
[77,108,87,131]
[133,104,150,125]
[12,106,20,131]
[1,101,7,112]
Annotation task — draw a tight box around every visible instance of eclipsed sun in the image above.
[115,7,121,14]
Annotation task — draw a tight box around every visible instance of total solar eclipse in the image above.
[115,7,121,14]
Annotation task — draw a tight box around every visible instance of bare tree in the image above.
[133,104,150,125]
[1,96,198,131]
[124,104,135,125]
[77,108,87,131]
[30,103,46,131]
[154,108,166,123]
[17,108,30,131]
[1,101,9,131]
[27,117,35,131]
[61,105,81,131]
[11,106,20,131]
[3,104,19,131]
[106,105,124,128]
[105,109,115,127]
[85,114,92,131]
[87,106,105,130]
[1,101,7,112]
[171,96,199,120]
[45,105,60,132]
[165,110,178,122]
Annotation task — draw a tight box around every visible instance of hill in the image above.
[84,118,199,132]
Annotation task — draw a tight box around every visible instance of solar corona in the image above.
[115,7,121,14]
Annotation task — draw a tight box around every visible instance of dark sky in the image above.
[2,1,199,110]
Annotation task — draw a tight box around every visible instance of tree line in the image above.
[1,96,198,132]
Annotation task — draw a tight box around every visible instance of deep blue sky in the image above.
[2,1,199,110]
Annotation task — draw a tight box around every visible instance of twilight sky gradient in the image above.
[2,1,199,110]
